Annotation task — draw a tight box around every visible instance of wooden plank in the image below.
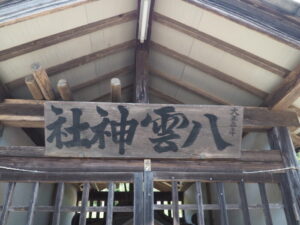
[238,182,252,225]
[151,41,268,99]
[6,40,136,90]
[195,182,205,225]
[134,173,143,225]
[183,0,300,50]
[45,102,243,159]
[144,171,154,225]
[150,68,231,105]
[216,182,229,225]
[79,183,90,225]
[57,79,73,101]
[25,75,44,100]
[135,47,149,103]
[26,182,39,225]
[264,65,300,110]
[258,183,273,225]
[52,183,65,225]
[153,12,289,78]
[0,11,137,61]
[172,179,180,225]
[111,78,122,103]
[0,182,16,225]
[106,182,115,225]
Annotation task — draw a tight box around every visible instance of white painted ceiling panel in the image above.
[0,35,92,83]
[154,0,203,29]
[149,51,186,79]
[94,49,134,76]
[181,66,263,106]
[89,21,137,52]
[0,4,87,50]
[150,75,179,97]
[85,0,137,23]
[175,87,215,105]
[151,22,195,55]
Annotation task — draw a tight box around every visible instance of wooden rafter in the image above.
[183,0,300,49]
[153,12,289,77]
[6,40,136,90]
[0,11,137,61]
[150,68,231,105]
[150,41,268,99]
[264,64,300,110]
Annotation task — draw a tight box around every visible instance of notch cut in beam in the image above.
[6,40,136,90]
[0,11,137,61]
[151,41,268,99]
[0,99,298,130]
[153,12,289,78]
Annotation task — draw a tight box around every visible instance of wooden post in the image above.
[25,75,44,100]
[31,63,55,100]
[111,78,122,102]
[57,79,73,101]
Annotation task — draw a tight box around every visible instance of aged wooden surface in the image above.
[57,79,73,101]
[45,102,243,158]
[0,100,298,130]
[25,75,44,100]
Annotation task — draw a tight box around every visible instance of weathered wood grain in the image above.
[25,75,44,100]
[45,101,243,158]
[57,79,73,101]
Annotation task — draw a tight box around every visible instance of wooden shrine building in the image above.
[0,0,300,224]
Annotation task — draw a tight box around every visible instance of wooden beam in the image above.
[0,11,137,61]
[111,78,122,102]
[31,63,55,100]
[0,99,298,130]
[6,40,136,90]
[57,79,73,101]
[150,68,231,105]
[25,75,44,100]
[183,0,300,50]
[93,84,133,102]
[151,41,268,99]
[135,47,149,103]
[264,64,300,110]
[153,12,289,78]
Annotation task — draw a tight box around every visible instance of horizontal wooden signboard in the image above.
[45,102,243,159]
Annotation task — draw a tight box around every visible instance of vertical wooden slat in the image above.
[111,78,122,103]
[31,63,55,100]
[52,183,64,225]
[57,79,73,101]
[79,183,90,225]
[258,183,273,225]
[144,171,154,225]
[195,182,205,225]
[25,75,44,100]
[134,173,143,225]
[26,182,39,225]
[0,182,16,225]
[96,200,100,219]
[106,182,115,225]
[278,178,299,225]
[216,183,229,225]
[238,182,251,225]
[172,179,180,225]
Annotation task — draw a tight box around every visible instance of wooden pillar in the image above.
[57,79,73,101]
[111,78,122,103]
[135,47,149,103]
[31,63,55,100]
[25,75,44,100]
